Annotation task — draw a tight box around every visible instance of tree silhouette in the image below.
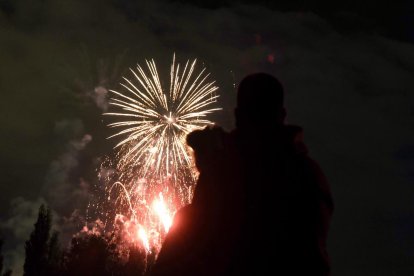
[22,205,151,275]
[64,233,122,275]
[23,205,64,276]
[24,204,52,276]
[124,245,146,276]
[47,231,63,276]
[145,247,157,276]
[63,232,153,276]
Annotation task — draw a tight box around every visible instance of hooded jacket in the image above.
[150,124,333,276]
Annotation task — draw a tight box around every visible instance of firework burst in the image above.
[103,54,220,251]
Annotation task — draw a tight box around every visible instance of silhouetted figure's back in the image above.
[150,73,334,276]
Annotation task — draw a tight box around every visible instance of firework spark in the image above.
[106,54,219,191]
[103,54,220,251]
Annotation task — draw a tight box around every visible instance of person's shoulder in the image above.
[186,125,229,153]
[186,126,234,173]
[282,124,308,155]
[300,156,334,206]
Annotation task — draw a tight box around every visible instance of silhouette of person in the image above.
[150,73,334,276]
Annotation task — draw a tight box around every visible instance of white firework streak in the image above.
[105,54,221,206]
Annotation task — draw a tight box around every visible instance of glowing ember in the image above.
[153,193,173,233]
[138,227,150,252]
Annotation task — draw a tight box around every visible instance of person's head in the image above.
[235,73,286,129]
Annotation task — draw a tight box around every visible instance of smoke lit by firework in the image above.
[99,54,220,252]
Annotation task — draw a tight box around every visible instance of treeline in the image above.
[1,205,155,276]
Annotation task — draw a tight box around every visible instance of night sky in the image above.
[1,0,414,275]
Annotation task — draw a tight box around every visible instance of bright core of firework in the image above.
[103,54,221,251]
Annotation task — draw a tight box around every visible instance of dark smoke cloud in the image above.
[42,119,92,213]
[0,119,93,273]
